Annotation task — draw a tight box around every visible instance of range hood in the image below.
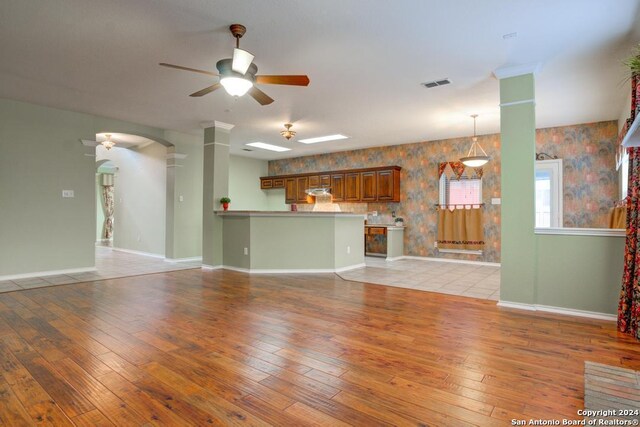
[305,187,331,196]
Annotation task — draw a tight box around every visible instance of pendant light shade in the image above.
[460,114,490,167]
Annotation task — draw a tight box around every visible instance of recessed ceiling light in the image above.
[298,134,348,144]
[246,142,291,152]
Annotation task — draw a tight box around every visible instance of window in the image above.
[535,159,563,228]
[620,152,629,200]
[439,175,482,205]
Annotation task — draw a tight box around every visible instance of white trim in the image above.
[201,264,223,270]
[111,247,165,259]
[493,62,542,79]
[165,257,202,263]
[437,249,483,256]
[385,256,404,262]
[203,263,366,274]
[203,142,230,147]
[166,153,187,160]
[497,301,616,322]
[0,266,97,281]
[534,227,625,237]
[403,255,501,267]
[499,99,536,107]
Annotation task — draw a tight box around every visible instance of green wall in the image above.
[0,98,204,276]
[535,235,624,314]
[498,73,625,316]
[229,155,270,210]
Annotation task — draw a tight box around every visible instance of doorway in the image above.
[535,159,563,228]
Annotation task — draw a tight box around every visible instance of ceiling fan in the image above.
[159,24,310,105]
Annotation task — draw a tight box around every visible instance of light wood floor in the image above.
[0,268,638,426]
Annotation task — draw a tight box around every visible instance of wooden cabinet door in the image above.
[344,172,361,201]
[377,169,400,201]
[272,178,285,188]
[296,176,309,203]
[320,175,331,189]
[361,171,377,201]
[308,175,320,188]
[260,178,273,189]
[285,178,296,204]
[331,174,344,202]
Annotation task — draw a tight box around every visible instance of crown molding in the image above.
[166,153,187,160]
[493,62,542,80]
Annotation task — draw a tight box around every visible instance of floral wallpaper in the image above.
[269,121,618,263]
[536,121,618,228]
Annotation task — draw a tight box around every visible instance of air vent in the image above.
[422,78,451,88]
[242,148,253,151]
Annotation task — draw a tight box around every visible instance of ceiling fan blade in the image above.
[232,48,255,74]
[248,86,274,105]
[189,83,222,97]
[255,75,310,86]
[159,62,218,77]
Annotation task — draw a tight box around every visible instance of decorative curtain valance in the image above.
[438,161,483,180]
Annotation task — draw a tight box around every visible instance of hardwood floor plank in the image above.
[70,409,114,427]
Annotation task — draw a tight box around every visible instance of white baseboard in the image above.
[497,300,616,321]
[202,263,366,274]
[0,266,97,281]
[165,256,202,263]
[402,255,501,267]
[111,247,165,259]
[385,256,405,262]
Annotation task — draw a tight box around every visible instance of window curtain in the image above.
[437,207,484,251]
[618,73,640,339]
[102,185,115,240]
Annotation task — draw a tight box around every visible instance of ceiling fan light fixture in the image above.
[219,76,253,97]
[101,134,116,150]
[460,115,490,168]
[281,123,296,140]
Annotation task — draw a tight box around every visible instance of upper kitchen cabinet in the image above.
[377,169,400,202]
[344,172,361,201]
[361,171,377,202]
[331,174,345,202]
[261,166,401,203]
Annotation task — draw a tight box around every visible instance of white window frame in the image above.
[535,159,563,228]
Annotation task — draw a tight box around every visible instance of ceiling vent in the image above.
[242,148,253,151]
[422,78,451,88]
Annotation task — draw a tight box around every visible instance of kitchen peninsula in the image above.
[217,211,365,273]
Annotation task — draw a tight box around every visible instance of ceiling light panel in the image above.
[246,142,291,152]
[298,134,349,144]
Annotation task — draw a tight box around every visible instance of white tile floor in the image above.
[338,257,500,300]
[0,246,201,293]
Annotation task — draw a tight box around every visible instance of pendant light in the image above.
[460,114,489,167]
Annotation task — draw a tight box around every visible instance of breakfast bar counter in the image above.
[216,211,365,273]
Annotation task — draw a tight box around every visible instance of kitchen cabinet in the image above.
[331,174,345,202]
[361,171,377,202]
[344,172,361,201]
[296,176,309,203]
[261,178,273,189]
[285,178,296,204]
[260,166,401,203]
[377,169,400,202]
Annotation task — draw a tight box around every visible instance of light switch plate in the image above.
[491,198,501,205]
[62,190,74,198]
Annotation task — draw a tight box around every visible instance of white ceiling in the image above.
[1,0,639,160]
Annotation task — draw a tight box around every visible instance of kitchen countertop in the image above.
[216,210,366,218]
[365,223,406,230]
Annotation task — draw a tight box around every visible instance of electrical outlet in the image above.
[347,246,351,254]
[244,247,248,255]
[434,241,438,248]
[62,190,74,198]
[179,195,184,202]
